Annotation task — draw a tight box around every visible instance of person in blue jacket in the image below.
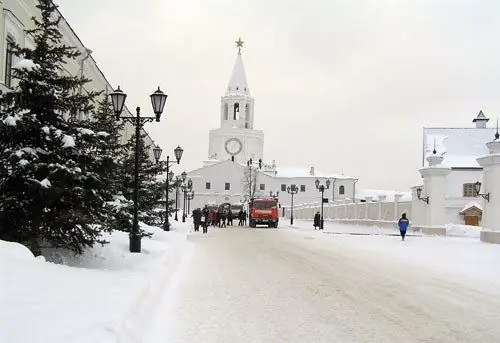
[398,213,410,241]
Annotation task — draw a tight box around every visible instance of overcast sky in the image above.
[56,0,500,191]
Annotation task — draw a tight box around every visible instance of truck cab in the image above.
[249,197,279,228]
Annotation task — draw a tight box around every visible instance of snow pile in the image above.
[61,134,75,148]
[446,224,481,238]
[3,115,18,126]
[39,178,51,188]
[12,58,40,71]
[1,221,190,343]
[76,127,95,136]
[97,131,110,137]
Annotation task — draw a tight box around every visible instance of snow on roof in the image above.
[271,166,354,179]
[423,127,497,168]
[357,189,412,202]
[225,52,250,96]
[459,200,483,214]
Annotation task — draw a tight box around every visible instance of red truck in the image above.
[249,197,279,228]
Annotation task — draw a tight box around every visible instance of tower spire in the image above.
[235,37,244,55]
[226,38,250,96]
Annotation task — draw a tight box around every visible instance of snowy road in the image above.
[144,226,500,343]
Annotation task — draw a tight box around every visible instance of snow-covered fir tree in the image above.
[119,132,172,232]
[0,0,113,255]
[84,94,131,232]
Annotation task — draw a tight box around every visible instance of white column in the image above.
[419,154,450,234]
[477,138,500,243]
[365,196,372,219]
[394,193,403,220]
[378,195,386,220]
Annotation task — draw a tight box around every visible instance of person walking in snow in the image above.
[313,211,321,230]
[398,213,410,241]
[202,205,210,234]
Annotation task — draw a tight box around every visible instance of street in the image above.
[144,226,500,343]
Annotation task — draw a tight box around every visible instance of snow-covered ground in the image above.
[286,220,500,288]
[1,220,193,343]
[142,221,500,342]
[4,218,500,342]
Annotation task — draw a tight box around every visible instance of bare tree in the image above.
[241,164,259,199]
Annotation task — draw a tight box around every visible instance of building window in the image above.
[260,183,265,191]
[206,182,211,190]
[339,185,345,195]
[300,185,306,192]
[463,183,478,197]
[5,36,14,88]
[225,182,230,191]
[281,184,286,192]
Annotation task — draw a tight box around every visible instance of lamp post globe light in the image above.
[287,185,299,225]
[153,145,184,231]
[315,179,331,230]
[269,190,279,198]
[110,85,168,253]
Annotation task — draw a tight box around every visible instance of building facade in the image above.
[0,0,156,160]
[182,41,358,212]
[414,110,494,227]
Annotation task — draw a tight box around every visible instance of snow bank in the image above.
[0,239,35,260]
[446,224,481,238]
[1,221,190,343]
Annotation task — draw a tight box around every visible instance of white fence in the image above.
[283,199,412,227]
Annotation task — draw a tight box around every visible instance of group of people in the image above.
[191,205,248,233]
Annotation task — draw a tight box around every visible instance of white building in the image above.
[418,110,495,226]
[0,0,156,160]
[184,41,358,211]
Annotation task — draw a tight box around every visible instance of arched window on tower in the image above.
[245,104,250,128]
[233,102,239,120]
[339,185,345,195]
[223,103,228,120]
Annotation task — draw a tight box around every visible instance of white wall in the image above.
[0,0,156,161]
[445,169,483,197]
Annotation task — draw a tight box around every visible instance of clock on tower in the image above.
[224,137,243,155]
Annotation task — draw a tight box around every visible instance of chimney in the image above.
[309,166,315,176]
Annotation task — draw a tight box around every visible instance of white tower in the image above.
[206,38,264,166]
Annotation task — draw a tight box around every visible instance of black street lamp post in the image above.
[174,175,181,221]
[315,179,331,230]
[180,174,192,222]
[269,190,279,198]
[110,86,168,253]
[186,190,195,214]
[153,145,184,231]
[287,185,299,225]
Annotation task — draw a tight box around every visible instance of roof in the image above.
[459,201,483,214]
[269,166,355,180]
[225,52,250,96]
[473,110,489,122]
[422,127,497,168]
